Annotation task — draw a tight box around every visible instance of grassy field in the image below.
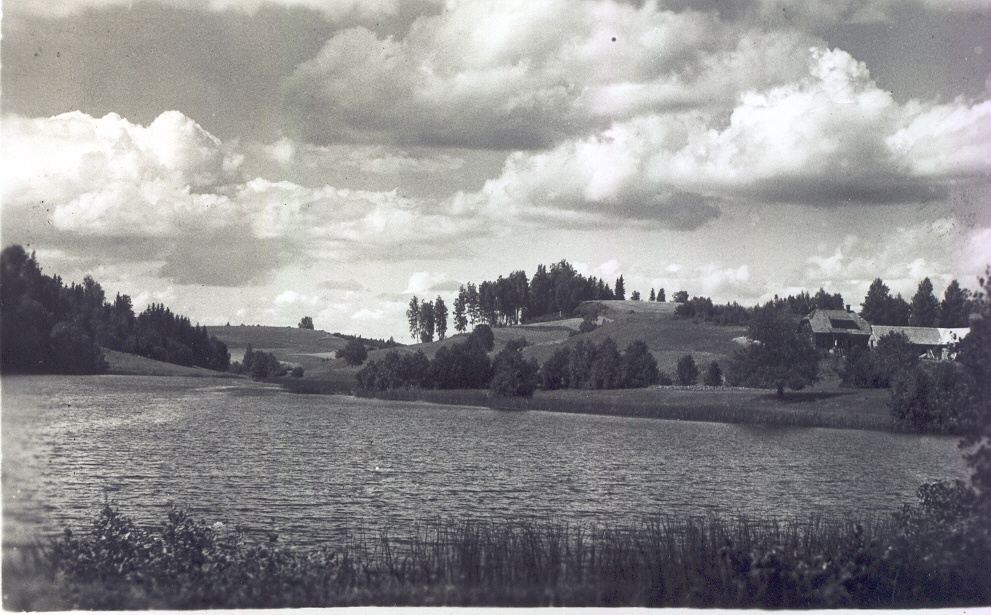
[102,349,239,378]
[206,325,350,372]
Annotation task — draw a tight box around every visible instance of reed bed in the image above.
[7,503,987,609]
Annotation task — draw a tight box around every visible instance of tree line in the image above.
[1,244,230,374]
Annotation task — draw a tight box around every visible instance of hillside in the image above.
[206,325,351,371]
[300,300,744,382]
[103,349,240,378]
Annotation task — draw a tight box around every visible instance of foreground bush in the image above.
[28,499,990,610]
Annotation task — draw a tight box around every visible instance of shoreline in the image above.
[277,377,909,434]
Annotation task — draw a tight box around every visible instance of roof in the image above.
[870,326,943,346]
[802,309,872,335]
[938,328,970,345]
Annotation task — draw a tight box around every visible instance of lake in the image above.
[2,375,969,548]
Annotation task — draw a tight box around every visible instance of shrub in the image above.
[676,355,699,385]
[840,345,885,388]
[889,362,974,433]
[290,366,304,378]
[657,371,674,386]
[336,339,368,366]
[578,316,598,333]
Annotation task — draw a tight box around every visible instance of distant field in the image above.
[103,349,239,378]
[206,325,350,370]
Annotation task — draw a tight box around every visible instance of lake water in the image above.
[2,375,969,548]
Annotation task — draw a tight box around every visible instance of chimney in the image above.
[846,304,851,312]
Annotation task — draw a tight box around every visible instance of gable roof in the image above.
[802,309,872,335]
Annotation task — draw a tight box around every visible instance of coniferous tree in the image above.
[658,288,666,302]
[861,278,892,324]
[649,288,656,301]
[909,278,940,327]
[615,275,626,300]
[939,280,972,328]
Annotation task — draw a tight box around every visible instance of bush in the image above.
[889,362,973,433]
[657,371,674,386]
[469,324,495,352]
[676,355,699,385]
[578,316,598,333]
[540,347,572,390]
[840,345,885,388]
[703,361,722,386]
[290,366,304,378]
[336,339,368,366]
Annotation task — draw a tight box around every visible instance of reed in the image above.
[13,503,988,609]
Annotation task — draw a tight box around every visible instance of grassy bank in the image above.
[5,503,988,609]
[348,385,900,432]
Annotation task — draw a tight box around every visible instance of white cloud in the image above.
[1,111,490,285]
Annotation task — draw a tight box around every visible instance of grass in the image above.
[7,502,988,609]
[350,385,899,432]
[102,349,240,378]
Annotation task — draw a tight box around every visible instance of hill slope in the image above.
[301,301,744,382]
[206,325,351,371]
[103,349,239,378]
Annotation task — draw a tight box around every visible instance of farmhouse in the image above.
[869,326,970,360]
[800,309,872,351]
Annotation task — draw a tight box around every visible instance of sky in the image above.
[2,0,990,342]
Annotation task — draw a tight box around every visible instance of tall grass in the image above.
[10,503,988,609]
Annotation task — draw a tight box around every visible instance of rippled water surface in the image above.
[2,375,968,547]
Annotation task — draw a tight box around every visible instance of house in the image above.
[869,326,970,360]
[800,309,872,351]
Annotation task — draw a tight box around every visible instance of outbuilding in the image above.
[800,309,872,352]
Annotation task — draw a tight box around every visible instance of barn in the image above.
[869,326,970,360]
[800,309,872,352]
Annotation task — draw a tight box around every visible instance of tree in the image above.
[590,337,623,389]
[861,278,892,324]
[909,278,940,327]
[406,296,421,341]
[621,340,659,388]
[631,290,641,301]
[453,288,469,333]
[673,290,688,303]
[649,288,656,301]
[418,300,435,343]
[658,288,666,302]
[490,344,539,397]
[540,347,571,390]
[469,324,495,352]
[298,316,314,330]
[677,354,699,385]
[813,288,844,310]
[336,339,368,366]
[704,361,723,386]
[615,275,626,300]
[434,296,448,340]
[727,307,820,397]
[939,280,972,328]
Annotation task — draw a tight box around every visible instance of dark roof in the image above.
[802,309,872,335]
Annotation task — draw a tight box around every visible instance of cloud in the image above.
[1,110,489,285]
[459,46,991,224]
[282,0,818,149]
[802,217,991,301]
[4,0,416,19]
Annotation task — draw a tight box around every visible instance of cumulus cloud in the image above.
[282,0,817,149]
[803,217,991,301]
[1,110,488,285]
[458,46,991,225]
